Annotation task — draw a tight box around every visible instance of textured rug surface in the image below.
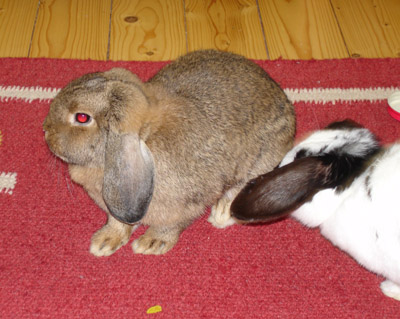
[1,57,400,318]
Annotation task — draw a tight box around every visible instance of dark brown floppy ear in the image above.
[102,131,154,224]
[231,157,331,223]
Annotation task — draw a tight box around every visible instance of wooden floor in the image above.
[0,0,399,61]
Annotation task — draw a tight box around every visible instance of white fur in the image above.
[285,134,400,300]
[280,127,378,166]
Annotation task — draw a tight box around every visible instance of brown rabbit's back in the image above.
[150,50,283,114]
[145,50,295,211]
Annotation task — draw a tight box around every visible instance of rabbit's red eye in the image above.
[75,113,91,124]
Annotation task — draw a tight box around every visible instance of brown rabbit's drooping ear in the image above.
[103,131,154,224]
[231,157,332,223]
[102,80,155,225]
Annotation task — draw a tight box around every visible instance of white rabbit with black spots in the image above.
[232,120,400,301]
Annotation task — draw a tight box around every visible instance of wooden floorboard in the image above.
[331,0,400,58]
[0,0,398,60]
[185,0,268,59]
[109,0,187,61]
[259,0,349,59]
[29,0,110,60]
[0,0,38,58]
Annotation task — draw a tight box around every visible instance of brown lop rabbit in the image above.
[43,50,296,256]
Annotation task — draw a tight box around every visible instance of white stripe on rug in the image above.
[0,172,17,195]
[0,85,398,104]
[285,87,399,104]
[0,86,60,103]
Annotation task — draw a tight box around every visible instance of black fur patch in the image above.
[231,157,330,222]
[325,119,363,130]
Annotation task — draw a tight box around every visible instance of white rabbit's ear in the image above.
[102,131,154,224]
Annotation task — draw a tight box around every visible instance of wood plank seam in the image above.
[255,0,270,59]
[107,0,114,60]
[27,1,41,58]
[182,0,189,54]
[328,0,350,58]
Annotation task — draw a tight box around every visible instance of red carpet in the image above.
[1,57,400,318]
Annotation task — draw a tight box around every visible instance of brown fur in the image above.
[43,50,296,256]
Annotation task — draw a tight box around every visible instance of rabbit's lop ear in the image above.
[103,131,155,224]
[231,157,329,223]
[101,77,155,224]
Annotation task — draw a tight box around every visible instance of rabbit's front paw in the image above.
[90,224,135,257]
[380,280,400,301]
[132,227,179,255]
[208,196,236,229]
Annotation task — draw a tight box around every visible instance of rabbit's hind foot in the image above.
[208,189,238,229]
